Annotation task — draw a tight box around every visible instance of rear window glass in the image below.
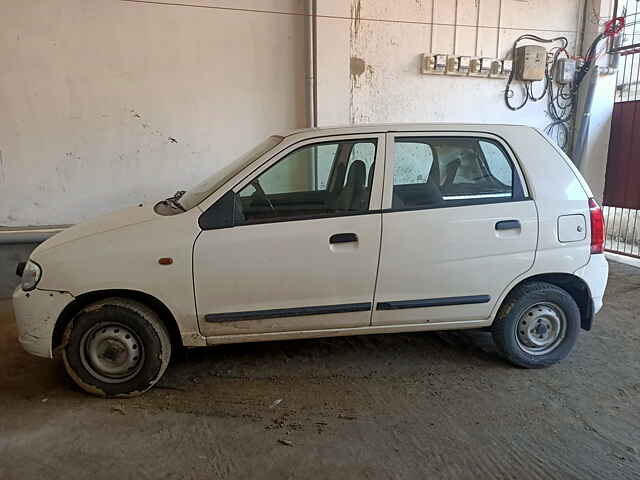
[392,137,515,209]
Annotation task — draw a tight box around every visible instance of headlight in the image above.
[21,260,42,291]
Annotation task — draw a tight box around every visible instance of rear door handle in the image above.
[330,233,358,244]
[495,220,521,230]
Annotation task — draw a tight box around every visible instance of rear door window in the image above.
[392,136,519,209]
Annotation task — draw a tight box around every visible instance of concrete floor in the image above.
[1,261,639,479]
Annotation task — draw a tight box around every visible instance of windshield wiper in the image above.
[163,190,186,211]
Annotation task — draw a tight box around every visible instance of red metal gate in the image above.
[603,100,640,257]
[604,100,640,210]
[602,0,640,258]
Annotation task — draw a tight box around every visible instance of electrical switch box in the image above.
[434,54,447,73]
[469,58,483,75]
[514,45,547,81]
[467,57,493,77]
[421,54,432,74]
[446,55,460,74]
[446,55,468,75]
[421,54,434,74]
[554,58,576,84]
[489,59,512,79]
[480,57,494,76]
[458,56,471,74]
[501,60,513,78]
[421,53,446,74]
[488,59,503,78]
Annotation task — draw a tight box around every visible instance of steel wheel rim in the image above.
[515,302,567,355]
[79,322,144,384]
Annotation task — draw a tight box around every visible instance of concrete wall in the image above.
[1,0,598,230]
[317,0,584,127]
[0,0,307,227]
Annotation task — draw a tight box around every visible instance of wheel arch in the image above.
[52,289,184,353]
[496,273,593,330]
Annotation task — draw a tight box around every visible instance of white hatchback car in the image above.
[14,124,608,397]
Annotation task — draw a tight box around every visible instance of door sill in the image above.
[203,319,492,346]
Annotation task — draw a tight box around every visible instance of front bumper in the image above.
[12,286,75,358]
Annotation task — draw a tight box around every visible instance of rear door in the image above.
[193,134,385,337]
[372,132,538,326]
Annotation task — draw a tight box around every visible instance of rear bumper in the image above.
[574,253,609,317]
[12,286,75,358]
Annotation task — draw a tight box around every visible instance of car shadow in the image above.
[168,328,505,380]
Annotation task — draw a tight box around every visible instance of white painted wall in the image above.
[317,0,584,128]
[0,0,306,226]
[1,0,603,227]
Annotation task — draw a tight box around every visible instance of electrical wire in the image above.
[546,19,623,149]
[504,18,625,151]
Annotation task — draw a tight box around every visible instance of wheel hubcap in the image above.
[80,323,144,383]
[515,302,566,355]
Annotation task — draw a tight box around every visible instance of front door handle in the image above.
[495,220,521,230]
[330,233,358,244]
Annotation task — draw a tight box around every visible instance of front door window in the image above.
[236,139,377,224]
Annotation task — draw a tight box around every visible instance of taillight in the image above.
[589,198,604,254]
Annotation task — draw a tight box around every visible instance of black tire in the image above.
[492,282,580,368]
[61,298,171,397]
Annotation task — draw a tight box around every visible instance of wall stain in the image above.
[349,1,379,125]
[128,108,182,146]
[351,0,362,39]
[350,57,366,81]
[349,0,363,124]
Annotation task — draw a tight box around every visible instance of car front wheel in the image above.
[61,298,172,397]
[492,282,581,368]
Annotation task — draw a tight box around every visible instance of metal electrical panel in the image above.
[554,58,576,84]
[514,45,547,81]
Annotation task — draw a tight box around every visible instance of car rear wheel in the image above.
[492,282,580,368]
[62,298,171,397]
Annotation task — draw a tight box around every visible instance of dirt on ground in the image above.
[1,261,639,479]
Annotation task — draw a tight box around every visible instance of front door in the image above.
[372,132,538,326]
[194,134,384,337]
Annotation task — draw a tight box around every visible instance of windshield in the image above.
[179,135,283,210]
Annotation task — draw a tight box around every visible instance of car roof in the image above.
[278,123,534,139]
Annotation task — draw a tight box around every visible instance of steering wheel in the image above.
[251,179,278,216]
